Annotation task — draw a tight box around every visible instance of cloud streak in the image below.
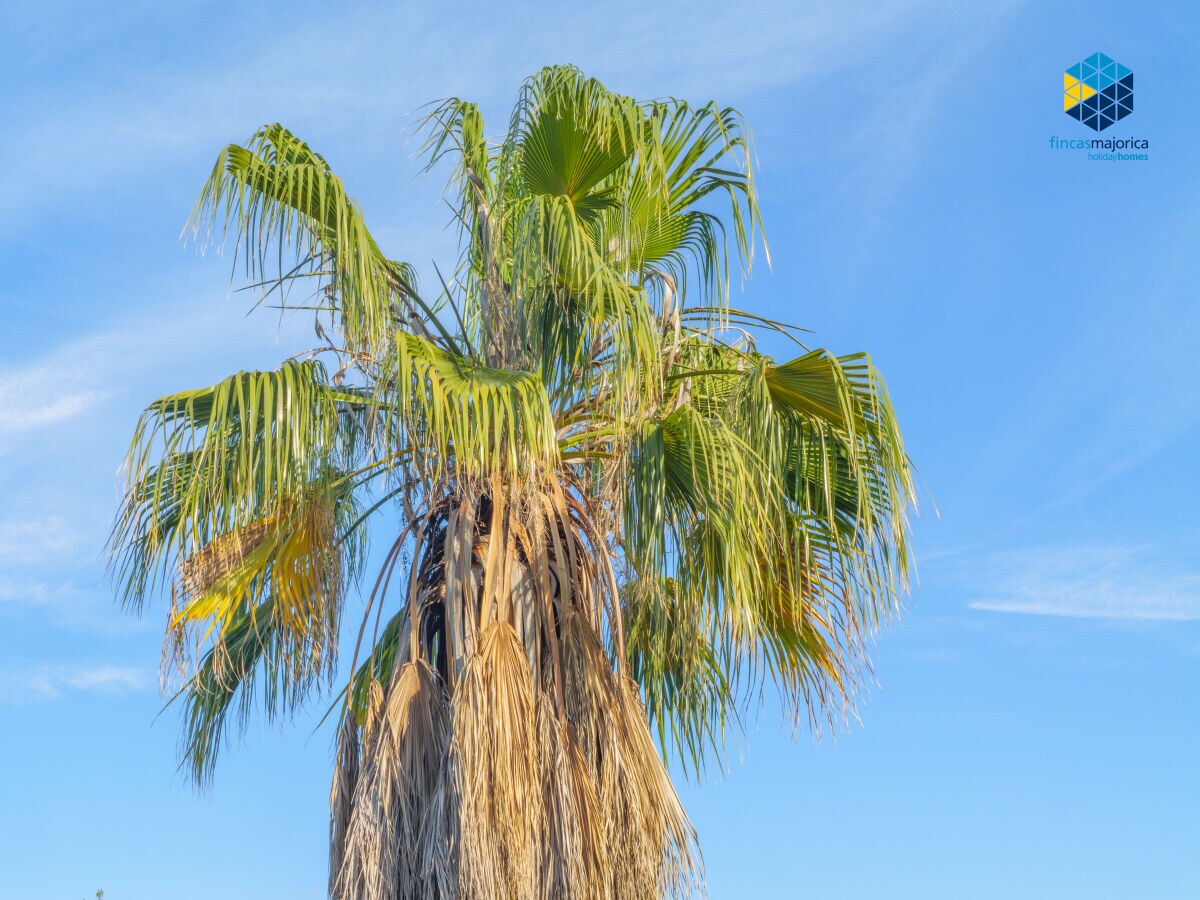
[0,516,80,564]
[0,577,148,633]
[0,356,110,435]
[965,544,1200,621]
[0,663,150,703]
[0,288,313,450]
[0,0,968,229]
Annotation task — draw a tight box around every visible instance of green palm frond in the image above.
[385,331,559,481]
[110,360,363,610]
[111,362,368,783]
[624,575,733,773]
[177,600,276,785]
[622,100,764,306]
[761,350,913,604]
[189,124,452,357]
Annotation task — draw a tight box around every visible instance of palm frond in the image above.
[189,123,449,357]
[110,360,361,611]
[385,332,559,482]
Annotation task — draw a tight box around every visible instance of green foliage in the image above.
[111,64,916,896]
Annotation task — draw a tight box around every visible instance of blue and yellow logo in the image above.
[1064,53,1133,132]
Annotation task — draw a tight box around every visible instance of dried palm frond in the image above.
[177,516,274,599]
[329,711,360,896]
[452,621,543,899]
[335,663,452,900]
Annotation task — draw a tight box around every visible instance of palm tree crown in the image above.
[110,65,915,899]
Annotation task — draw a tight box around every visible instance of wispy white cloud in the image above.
[965,544,1200,621]
[0,577,148,633]
[0,0,968,228]
[0,516,80,564]
[0,357,110,435]
[0,663,150,703]
[961,183,1200,520]
[0,291,310,450]
[0,325,157,440]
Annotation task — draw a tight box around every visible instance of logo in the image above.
[1064,52,1133,132]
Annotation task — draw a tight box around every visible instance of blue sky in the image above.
[2,1,1198,897]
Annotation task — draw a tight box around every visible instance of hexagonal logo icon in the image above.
[1064,52,1133,132]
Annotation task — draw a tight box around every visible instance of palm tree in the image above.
[110,66,914,899]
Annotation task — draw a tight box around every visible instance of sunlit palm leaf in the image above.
[190,124,447,357]
[386,331,559,481]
